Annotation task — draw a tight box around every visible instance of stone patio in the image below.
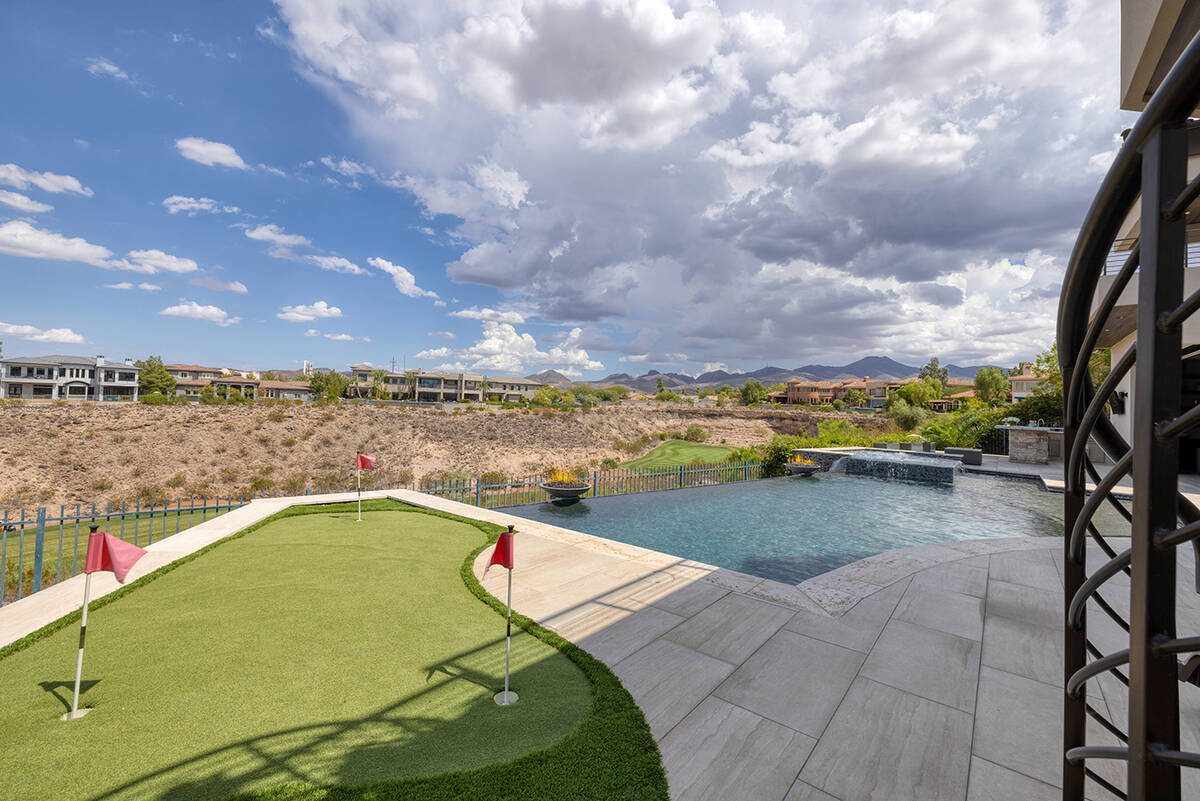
[466,505,1200,801]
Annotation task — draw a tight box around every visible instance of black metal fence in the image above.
[978,426,1009,455]
[1059,28,1200,800]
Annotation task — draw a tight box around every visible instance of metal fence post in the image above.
[31,508,46,594]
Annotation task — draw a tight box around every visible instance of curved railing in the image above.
[1059,27,1200,801]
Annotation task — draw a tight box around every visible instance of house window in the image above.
[119,372,135,382]
[8,366,20,377]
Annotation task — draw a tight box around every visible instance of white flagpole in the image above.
[495,558,518,705]
[64,572,93,720]
[504,566,512,696]
[356,453,362,522]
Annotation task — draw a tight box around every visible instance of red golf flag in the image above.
[483,529,514,578]
[356,453,376,470]
[84,531,147,584]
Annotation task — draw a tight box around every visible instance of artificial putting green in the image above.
[620,439,736,470]
[0,501,597,801]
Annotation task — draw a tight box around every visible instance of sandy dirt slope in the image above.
[0,401,893,510]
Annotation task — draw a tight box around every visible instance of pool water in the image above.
[505,472,1125,585]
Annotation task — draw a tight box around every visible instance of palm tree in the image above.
[370,369,388,400]
[479,378,490,403]
[404,370,417,400]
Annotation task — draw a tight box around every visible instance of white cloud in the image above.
[245,223,310,249]
[175,137,249,169]
[320,156,376,179]
[449,307,525,324]
[418,321,602,374]
[304,328,320,336]
[324,332,354,341]
[619,354,649,362]
[304,254,367,275]
[701,362,729,373]
[0,220,113,266]
[85,57,144,94]
[367,256,437,297]
[277,300,342,322]
[428,330,456,339]
[189,275,248,294]
[262,0,1129,366]
[105,281,160,291]
[0,189,52,213]
[0,163,93,196]
[124,249,198,274]
[158,300,240,326]
[162,195,240,215]
[0,321,86,344]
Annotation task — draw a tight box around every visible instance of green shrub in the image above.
[653,390,682,402]
[600,457,619,470]
[166,472,187,489]
[760,440,791,477]
[248,476,276,493]
[280,474,307,494]
[723,446,761,463]
[920,408,1006,449]
[478,470,507,486]
[139,392,170,405]
[887,398,930,431]
[1006,393,1063,426]
[267,409,287,423]
[682,424,707,442]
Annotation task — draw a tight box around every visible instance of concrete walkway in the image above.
[4,488,1199,800]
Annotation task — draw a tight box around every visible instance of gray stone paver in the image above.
[713,629,864,738]
[799,676,974,801]
[664,592,795,664]
[892,584,985,640]
[660,696,815,801]
[859,618,981,712]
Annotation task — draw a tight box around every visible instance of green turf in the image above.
[0,501,598,801]
[620,439,735,470]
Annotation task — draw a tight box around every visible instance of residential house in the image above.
[258,380,311,401]
[1008,364,1051,402]
[164,364,223,382]
[211,377,259,399]
[0,355,140,401]
[349,366,542,402]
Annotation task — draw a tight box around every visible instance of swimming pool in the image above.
[505,472,1125,585]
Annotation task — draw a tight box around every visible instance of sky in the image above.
[0,0,1135,379]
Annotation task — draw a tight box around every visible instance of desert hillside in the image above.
[0,402,893,511]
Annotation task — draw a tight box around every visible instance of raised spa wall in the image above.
[796,448,956,484]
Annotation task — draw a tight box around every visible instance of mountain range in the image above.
[525,356,998,392]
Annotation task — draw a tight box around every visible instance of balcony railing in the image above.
[1104,236,1200,274]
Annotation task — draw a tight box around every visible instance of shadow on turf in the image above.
[39,679,100,712]
[79,635,543,801]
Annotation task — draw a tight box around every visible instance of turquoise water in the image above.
[506,473,1124,584]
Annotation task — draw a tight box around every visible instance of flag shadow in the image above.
[39,679,101,713]
[79,634,567,801]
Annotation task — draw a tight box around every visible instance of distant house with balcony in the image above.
[164,364,223,382]
[1008,364,1050,402]
[349,366,542,403]
[0,355,140,401]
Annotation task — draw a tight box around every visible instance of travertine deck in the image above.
[5,488,1199,800]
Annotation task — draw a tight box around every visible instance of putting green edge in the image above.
[1,499,670,801]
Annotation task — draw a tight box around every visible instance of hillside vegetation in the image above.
[0,401,894,511]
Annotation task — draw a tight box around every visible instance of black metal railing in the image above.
[1059,27,1200,801]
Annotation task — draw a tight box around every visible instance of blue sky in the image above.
[0,0,1133,377]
